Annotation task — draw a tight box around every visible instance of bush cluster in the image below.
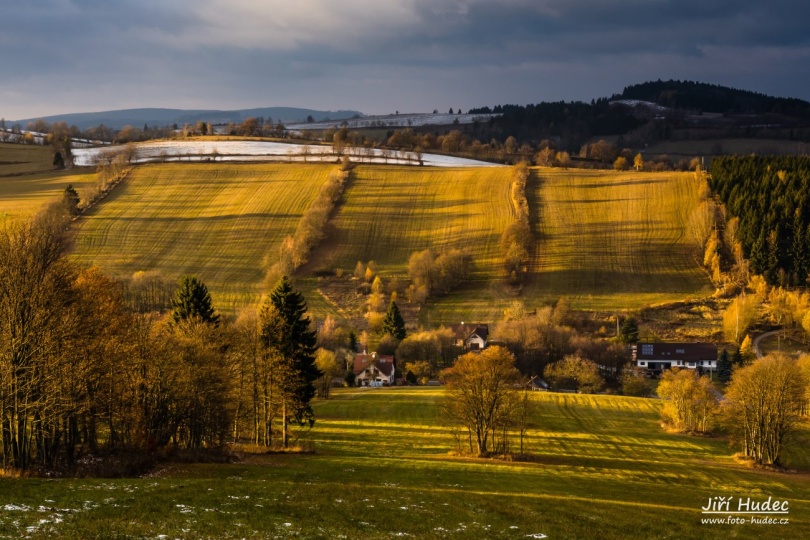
[266,166,350,285]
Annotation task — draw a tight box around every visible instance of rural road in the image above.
[752,329,780,359]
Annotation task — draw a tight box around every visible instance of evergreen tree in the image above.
[62,184,80,216]
[619,316,639,344]
[381,300,406,341]
[171,275,220,326]
[717,348,732,382]
[765,228,781,285]
[731,347,743,367]
[260,276,320,447]
[749,231,766,275]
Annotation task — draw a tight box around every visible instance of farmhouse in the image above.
[632,342,718,375]
[450,323,489,351]
[354,352,395,387]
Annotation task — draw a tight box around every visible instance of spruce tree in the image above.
[381,300,406,341]
[63,184,80,215]
[731,347,743,367]
[171,275,220,326]
[619,316,639,344]
[260,276,320,447]
[717,348,732,382]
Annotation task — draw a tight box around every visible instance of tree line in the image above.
[710,156,810,286]
[265,163,351,286]
[658,355,809,467]
[0,207,320,474]
[500,163,534,284]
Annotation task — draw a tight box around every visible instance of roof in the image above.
[634,342,717,362]
[450,323,489,342]
[353,353,395,376]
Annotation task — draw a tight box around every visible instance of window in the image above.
[676,349,685,354]
[640,362,646,366]
[641,344,653,356]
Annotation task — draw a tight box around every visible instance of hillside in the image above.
[522,169,711,311]
[1,388,806,538]
[69,163,334,311]
[4,153,711,323]
[0,142,97,218]
[618,80,810,117]
[12,106,362,131]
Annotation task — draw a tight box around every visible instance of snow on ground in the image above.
[285,112,500,130]
[610,100,670,113]
[72,141,502,168]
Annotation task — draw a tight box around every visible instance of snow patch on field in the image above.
[71,141,501,168]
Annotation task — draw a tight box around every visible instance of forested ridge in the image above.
[710,156,810,285]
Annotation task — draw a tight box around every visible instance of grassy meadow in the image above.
[0,388,806,539]
[70,163,333,312]
[523,168,712,311]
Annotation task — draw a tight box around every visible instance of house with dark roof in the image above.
[450,323,489,351]
[632,342,718,375]
[353,352,395,387]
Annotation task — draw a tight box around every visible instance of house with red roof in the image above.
[353,352,396,387]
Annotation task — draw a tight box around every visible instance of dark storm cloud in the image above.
[1,0,808,119]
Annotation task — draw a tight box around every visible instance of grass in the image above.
[0,142,54,176]
[0,143,97,219]
[302,164,515,325]
[69,163,333,313]
[522,168,712,311]
[0,388,807,539]
[3,158,714,325]
[308,165,513,276]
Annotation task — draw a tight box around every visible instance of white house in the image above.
[633,342,718,375]
[353,352,395,386]
[451,323,489,351]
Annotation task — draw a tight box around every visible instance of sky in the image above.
[2,0,809,120]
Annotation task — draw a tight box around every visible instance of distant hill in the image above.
[462,79,810,152]
[12,107,363,131]
[616,80,810,117]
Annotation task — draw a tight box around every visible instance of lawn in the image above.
[69,162,333,313]
[522,168,712,311]
[1,388,806,539]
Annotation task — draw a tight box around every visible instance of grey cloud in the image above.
[0,0,808,119]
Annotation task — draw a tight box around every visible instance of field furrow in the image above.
[524,169,711,310]
[70,163,333,312]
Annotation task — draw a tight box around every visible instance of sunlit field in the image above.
[69,162,333,312]
[0,143,96,219]
[1,388,806,539]
[523,168,712,311]
[308,165,513,276]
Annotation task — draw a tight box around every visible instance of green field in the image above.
[523,168,712,310]
[0,388,806,539]
[70,163,333,312]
